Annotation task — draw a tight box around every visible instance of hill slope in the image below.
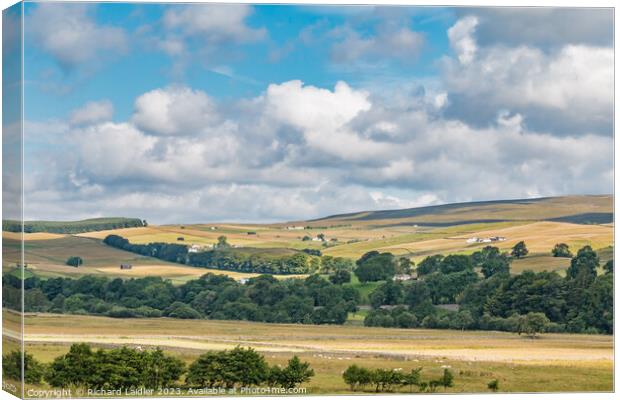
[310,195,613,227]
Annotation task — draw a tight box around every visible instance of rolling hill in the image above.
[308,195,613,227]
[2,195,613,280]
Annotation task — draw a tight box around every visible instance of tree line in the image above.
[3,218,145,234]
[4,273,358,325]
[103,234,354,275]
[3,345,312,390]
[343,364,453,393]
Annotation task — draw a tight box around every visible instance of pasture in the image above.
[3,195,613,283]
[5,312,613,393]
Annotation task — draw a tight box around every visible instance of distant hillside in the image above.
[311,195,613,226]
[2,217,145,234]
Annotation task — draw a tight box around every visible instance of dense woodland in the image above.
[5,273,358,324]
[3,239,613,334]
[2,218,145,234]
[363,245,613,334]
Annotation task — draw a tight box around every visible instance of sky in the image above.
[11,3,615,223]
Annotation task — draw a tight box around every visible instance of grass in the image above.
[66,220,617,267]
[345,274,382,304]
[5,311,613,393]
[510,254,571,274]
[5,218,612,282]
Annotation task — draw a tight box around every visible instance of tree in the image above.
[45,345,187,390]
[66,256,83,268]
[603,259,613,274]
[488,379,499,392]
[480,257,510,278]
[215,236,231,249]
[2,350,45,384]
[186,347,270,388]
[439,255,472,274]
[551,243,572,258]
[566,245,599,285]
[270,356,314,388]
[518,312,550,337]
[25,288,51,312]
[225,346,270,387]
[329,269,351,285]
[435,368,454,389]
[317,233,326,241]
[45,343,97,387]
[511,241,528,258]
[403,368,422,392]
[397,257,414,274]
[354,252,397,283]
[143,348,186,389]
[342,365,371,391]
[370,280,403,308]
[450,310,474,331]
[416,255,443,276]
[471,246,501,266]
[186,352,224,388]
[405,281,434,318]
[165,302,202,319]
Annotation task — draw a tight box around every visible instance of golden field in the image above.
[2,311,613,393]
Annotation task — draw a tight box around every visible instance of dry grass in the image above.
[373,221,612,262]
[2,232,66,241]
[94,264,306,281]
[15,313,612,364]
[317,195,613,226]
[3,310,612,393]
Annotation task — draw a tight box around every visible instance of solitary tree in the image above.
[66,256,83,268]
[511,241,529,258]
[551,243,572,258]
[215,236,231,249]
[487,379,499,392]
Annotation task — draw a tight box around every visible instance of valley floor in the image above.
[3,311,613,394]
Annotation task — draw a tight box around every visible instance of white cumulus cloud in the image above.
[28,4,127,68]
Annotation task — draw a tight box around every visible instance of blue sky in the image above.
[23,4,454,121]
[12,3,614,223]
